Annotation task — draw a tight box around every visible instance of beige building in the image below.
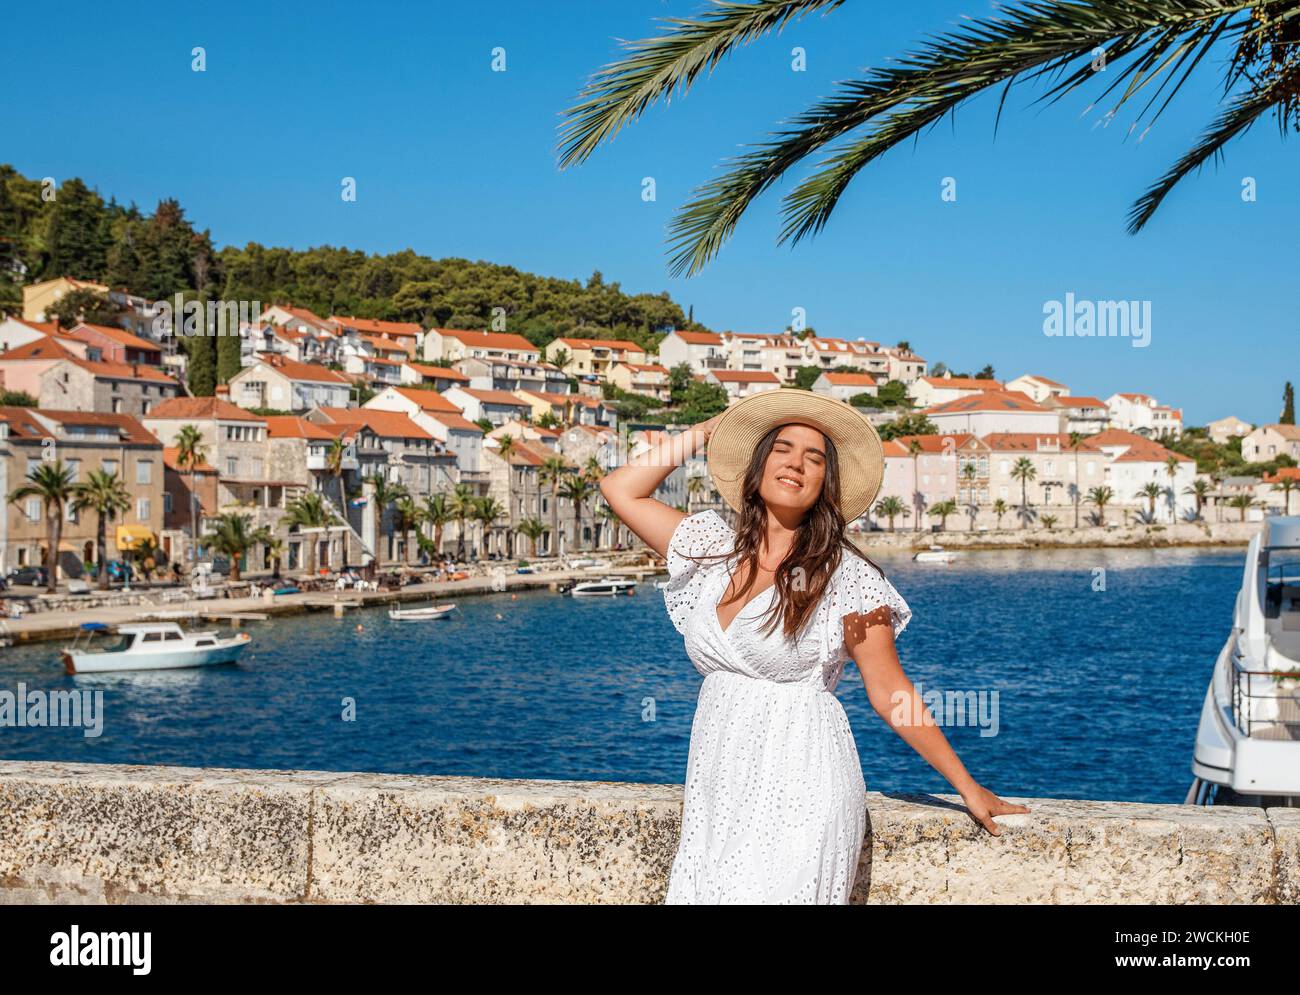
[657,329,727,374]
[909,373,1002,408]
[228,354,352,412]
[607,362,670,401]
[0,407,165,578]
[706,369,781,402]
[0,337,181,416]
[1207,415,1253,446]
[1242,423,1300,463]
[549,337,646,378]
[1005,374,1070,404]
[924,390,1059,436]
[423,328,539,364]
[812,371,879,402]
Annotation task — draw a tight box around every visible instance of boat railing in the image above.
[1228,629,1300,741]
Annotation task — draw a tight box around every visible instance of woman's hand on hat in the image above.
[694,413,725,443]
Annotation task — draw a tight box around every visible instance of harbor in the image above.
[0,544,1256,807]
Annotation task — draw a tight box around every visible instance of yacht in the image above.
[914,544,960,564]
[1188,516,1300,807]
[61,622,251,675]
[564,577,637,597]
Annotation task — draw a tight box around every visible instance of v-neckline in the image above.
[714,569,776,636]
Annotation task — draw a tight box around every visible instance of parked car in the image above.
[7,566,48,587]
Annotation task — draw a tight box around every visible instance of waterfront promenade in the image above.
[1,759,1296,904]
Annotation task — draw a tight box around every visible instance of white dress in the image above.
[661,509,912,904]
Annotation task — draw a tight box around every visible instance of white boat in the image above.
[61,622,251,675]
[567,576,637,597]
[914,545,960,564]
[1188,516,1300,807]
[388,603,457,621]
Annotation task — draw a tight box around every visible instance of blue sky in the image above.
[3,0,1295,425]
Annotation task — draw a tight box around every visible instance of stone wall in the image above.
[1,760,1296,904]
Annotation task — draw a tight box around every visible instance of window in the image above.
[136,460,152,484]
[66,458,80,481]
[26,457,40,478]
[111,397,124,413]
[65,503,78,523]
[102,459,119,478]
[142,401,151,415]
[25,498,40,521]
[227,457,239,476]
[137,497,151,520]
[999,460,1009,474]
[163,493,173,514]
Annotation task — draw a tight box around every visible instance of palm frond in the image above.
[556,0,845,168]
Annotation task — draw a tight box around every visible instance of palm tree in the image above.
[516,518,547,559]
[559,474,597,552]
[174,424,207,564]
[928,499,958,531]
[686,473,709,513]
[281,492,337,576]
[992,498,1009,529]
[324,435,350,557]
[1228,494,1256,522]
[1184,478,1212,520]
[208,513,271,582]
[394,496,420,564]
[559,0,1300,275]
[70,469,131,590]
[265,536,285,579]
[9,460,76,593]
[1069,432,1084,529]
[539,456,569,557]
[1164,455,1182,520]
[449,483,479,559]
[474,497,507,558]
[421,492,454,557]
[908,438,923,532]
[1010,458,1037,528]
[1042,514,1059,531]
[496,433,517,526]
[959,461,977,526]
[365,474,408,566]
[1088,485,1115,526]
[874,495,905,532]
[1138,480,1164,521]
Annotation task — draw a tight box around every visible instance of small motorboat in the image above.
[1188,515,1300,807]
[388,603,457,621]
[913,544,960,564]
[565,576,637,597]
[60,622,251,675]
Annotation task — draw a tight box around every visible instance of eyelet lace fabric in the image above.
[660,510,912,904]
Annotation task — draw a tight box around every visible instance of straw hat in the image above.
[705,389,885,522]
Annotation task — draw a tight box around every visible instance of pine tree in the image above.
[185,295,217,396]
[1282,382,1295,426]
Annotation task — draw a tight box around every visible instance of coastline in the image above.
[850,519,1259,552]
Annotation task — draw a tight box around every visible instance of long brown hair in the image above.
[689,422,885,639]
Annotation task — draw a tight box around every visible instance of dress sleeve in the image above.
[663,509,733,635]
[828,551,912,650]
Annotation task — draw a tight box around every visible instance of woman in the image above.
[599,389,1027,904]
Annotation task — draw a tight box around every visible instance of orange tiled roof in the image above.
[432,328,537,352]
[314,407,433,440]
[924,390,1048,415]
[146,396,265,422]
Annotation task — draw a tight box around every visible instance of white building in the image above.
[909,373,1001,408]
[812,371,879,402]
[1088,428,1198,523]
[706,369,782,402]
[423,328,539,364]
[227,355,353,412]
[1044,395,1111,435]
[1206,415,1253,446]
[1005,374,1070,404]
[924,390,1059,436]
[1105,392,1183,439]
[1242,423,1300,463]
[658,329,727,375]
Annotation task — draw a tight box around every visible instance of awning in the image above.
[115,525,155,551]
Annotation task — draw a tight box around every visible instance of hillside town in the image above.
[1,274,1296,588]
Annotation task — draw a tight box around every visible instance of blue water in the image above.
[0,547,1244,805]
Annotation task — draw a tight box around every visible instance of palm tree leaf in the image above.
[556,0,845,168]
[1126,71,1293,231]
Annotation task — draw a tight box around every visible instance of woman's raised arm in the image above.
[599,414,723,559]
